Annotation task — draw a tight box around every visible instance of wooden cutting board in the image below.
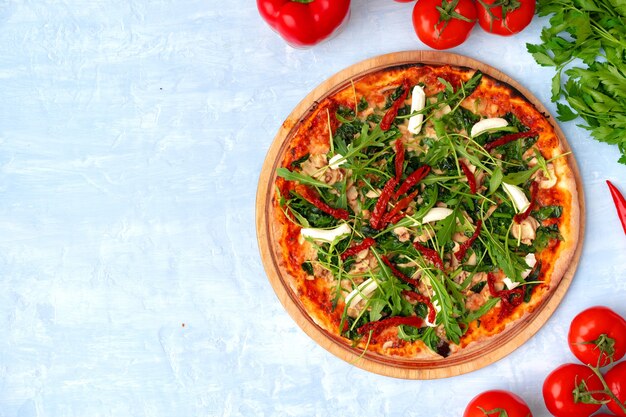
[256,50,585,379]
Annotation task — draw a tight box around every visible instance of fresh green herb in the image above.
[301,261,314,275]
[470,281,487,293]
[277,167,332,189]
[533,205,563,221]
[527,0,626,164]
[397,325,440,352]
[533,224,563,252]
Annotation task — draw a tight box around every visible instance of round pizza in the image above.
[269,62,580,360]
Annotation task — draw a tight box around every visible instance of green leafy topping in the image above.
[527,0,626,164]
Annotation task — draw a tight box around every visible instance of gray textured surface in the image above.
[0,0,624,416]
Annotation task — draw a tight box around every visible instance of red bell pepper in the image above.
[607,180,626,235]
[257,0,351,47]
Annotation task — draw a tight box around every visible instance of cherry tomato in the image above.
[476,0,535,36]
[568,306,626,367]
[605,361,626,416]
[412,0,477,50]
[543,363,606,417]
[464,390,533,417]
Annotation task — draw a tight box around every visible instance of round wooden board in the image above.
[256,51,585,379]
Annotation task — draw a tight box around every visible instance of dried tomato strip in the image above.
[357,315,423,337]
[454,220,483,261]
[299,186,349,220]
[459,160,477,194]
[484,131,537,151]
[413,242,445,271]
[487,272,525,319]
[394,139,405,182]
[381,255,420,286]
[513,181,539,223]
[380,80,410,131]
[370,177,399,230]
[341,237,376,261]
[393,165,431,200]
[382,190,419,225]
[403,290,437,324]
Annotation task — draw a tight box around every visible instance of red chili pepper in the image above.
[513,181,538,224]
[607,180,626,235]
[341,237,376,261]
[357,315,423,337]
[370,177,399,230]
[484,131,537,151]
[403,290,437,324]
[487,272,525,319]
[394,139,405,182]
[256,0,351,48]
[393,165,431,199]
[455,219,483,261]
[382,190,419,225]
[380,80,410,131]
[299,185,349,220]
[413,242,444,271]
[459,160,477,194]
[381,255,420,286]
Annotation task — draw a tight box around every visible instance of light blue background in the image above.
[0,0,624,416]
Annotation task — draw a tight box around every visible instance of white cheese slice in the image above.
[503,277,521,290]
[521,253,537,279]
[345,278,378,310]
[407,86,426,135]
[502,182,530,213]
[328,153,345,170]
[421,207,454,224]
[470,117,509,137]
[300,223,351,243]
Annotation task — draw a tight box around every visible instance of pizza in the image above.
[269,62,580,360]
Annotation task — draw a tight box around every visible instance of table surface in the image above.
[0,1,625,416]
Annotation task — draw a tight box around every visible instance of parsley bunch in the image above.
[527,0,626,164]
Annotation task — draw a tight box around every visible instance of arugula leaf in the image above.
[427,271,463,344]
[276,168,332,189]
[436,205,459,248]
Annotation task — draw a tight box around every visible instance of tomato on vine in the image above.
[605,361,626,416]
[568,306,626,367]
[542,363,606,417]
[464,390,533,417]
[412,0,477,50]
[475,0,535,36]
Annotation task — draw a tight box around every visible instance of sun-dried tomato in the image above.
[413,241,444,271]
[459,160,477,194]
[403,290,437,324]
[381,255,420,287]
[380,80,410,131]
[357,315,423,338]
[341,237,376,261]
[455,220,483,261]
[370,177,399,230]
[484,131,537,151]
[393,165,431,200]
